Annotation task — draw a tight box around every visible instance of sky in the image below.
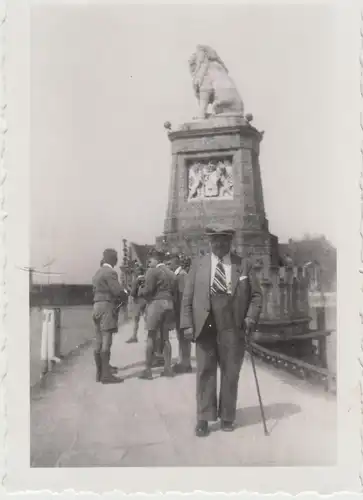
[30,4,337,284]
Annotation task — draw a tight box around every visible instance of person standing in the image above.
[92,248,128,384]
[138,249,178,380]
[125,267,147,343]
[182,255,192,273]
[180,224,262,436]
[169,254,192,374]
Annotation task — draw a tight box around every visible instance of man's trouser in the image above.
[93,301,118,353]
[195,294,245,422]
[132,300,147,337]
[93,301,118,377]
[145,299,174,370]
[176,317,192,367]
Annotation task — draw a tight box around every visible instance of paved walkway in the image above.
[30,319,337,467]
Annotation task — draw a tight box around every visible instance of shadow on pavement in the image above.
[116,357,197,380]
[209,402,301,433]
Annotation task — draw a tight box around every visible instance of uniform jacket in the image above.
[180,253,262,339]
[139,264,178,303]
[130,276,147,306]
[92,265,128,305]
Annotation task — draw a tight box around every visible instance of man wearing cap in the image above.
[92,248,128,384]
[138,249,178,379]
[180,224,262,436]
[169,253,192,374]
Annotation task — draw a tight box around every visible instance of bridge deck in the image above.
[30,320,336,467]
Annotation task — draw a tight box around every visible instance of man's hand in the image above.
[244,317,255,337]
[183,327,194,342]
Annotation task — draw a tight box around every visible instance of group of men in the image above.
[124,252,193,377]
[92,224,262,437]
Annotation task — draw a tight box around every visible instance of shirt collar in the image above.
[175,266,182,275]
[211,252,231,264]
[156,263,165,268]
[102,263,113,269]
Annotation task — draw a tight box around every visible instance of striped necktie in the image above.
[211,258,227,295]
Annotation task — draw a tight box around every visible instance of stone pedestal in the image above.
[157,116,279,268]
[157,115,312,342]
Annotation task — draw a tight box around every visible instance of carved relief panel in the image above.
[186,157,233,201]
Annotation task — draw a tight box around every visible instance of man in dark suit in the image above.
[92,248,128,384]
[138,249,178,379]
[169,253,192,374]
[126,266,147,343]
[180,224,262,436]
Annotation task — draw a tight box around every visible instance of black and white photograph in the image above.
[2,0,361,494]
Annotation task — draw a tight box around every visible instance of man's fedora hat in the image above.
[205,224,235,237]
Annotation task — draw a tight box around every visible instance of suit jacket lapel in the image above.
[231,253,242,295]
[199,255,211,307]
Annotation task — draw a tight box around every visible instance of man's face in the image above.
[209,234,232,258]
[148,256,158,268]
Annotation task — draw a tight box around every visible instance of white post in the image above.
[47,309,55,370]
[40,308,61,377]
[40,309,50,375]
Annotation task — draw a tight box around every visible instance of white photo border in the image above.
[1,0,361,494]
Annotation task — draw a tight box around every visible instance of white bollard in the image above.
[47,309,55,365]
[40,308,62,377]
[40,309,50,375]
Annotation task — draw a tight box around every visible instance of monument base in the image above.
[158,114,312,342]
[157,228,279,268]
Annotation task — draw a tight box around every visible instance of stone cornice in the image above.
[168,123,263,143]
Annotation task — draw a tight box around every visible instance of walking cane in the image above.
[229,272,269,436]
[246,336,269,436]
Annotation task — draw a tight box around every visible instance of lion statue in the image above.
[189,45,244,119]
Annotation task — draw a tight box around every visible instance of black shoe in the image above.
[221,420,234,432]
[160,368,174,378]
[173,364,192,374]
[139,369,153,380]
[101,374,124,384]
[195,420,210,437]
[126,337,138,344]
[152,357,164,367]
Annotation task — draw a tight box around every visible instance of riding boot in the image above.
[139,336,154,380]
[106,350,118,373]
[152,334,164,366]
[94,352,102,382]
[100,352,123,384]
[161,340,174,377]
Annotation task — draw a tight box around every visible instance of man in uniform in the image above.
[138,249,178,379]
[182,255,192,273]
[125,266,147,343]
[169,253,192,374]
[92,248,128,384]
[180,224,262,436]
